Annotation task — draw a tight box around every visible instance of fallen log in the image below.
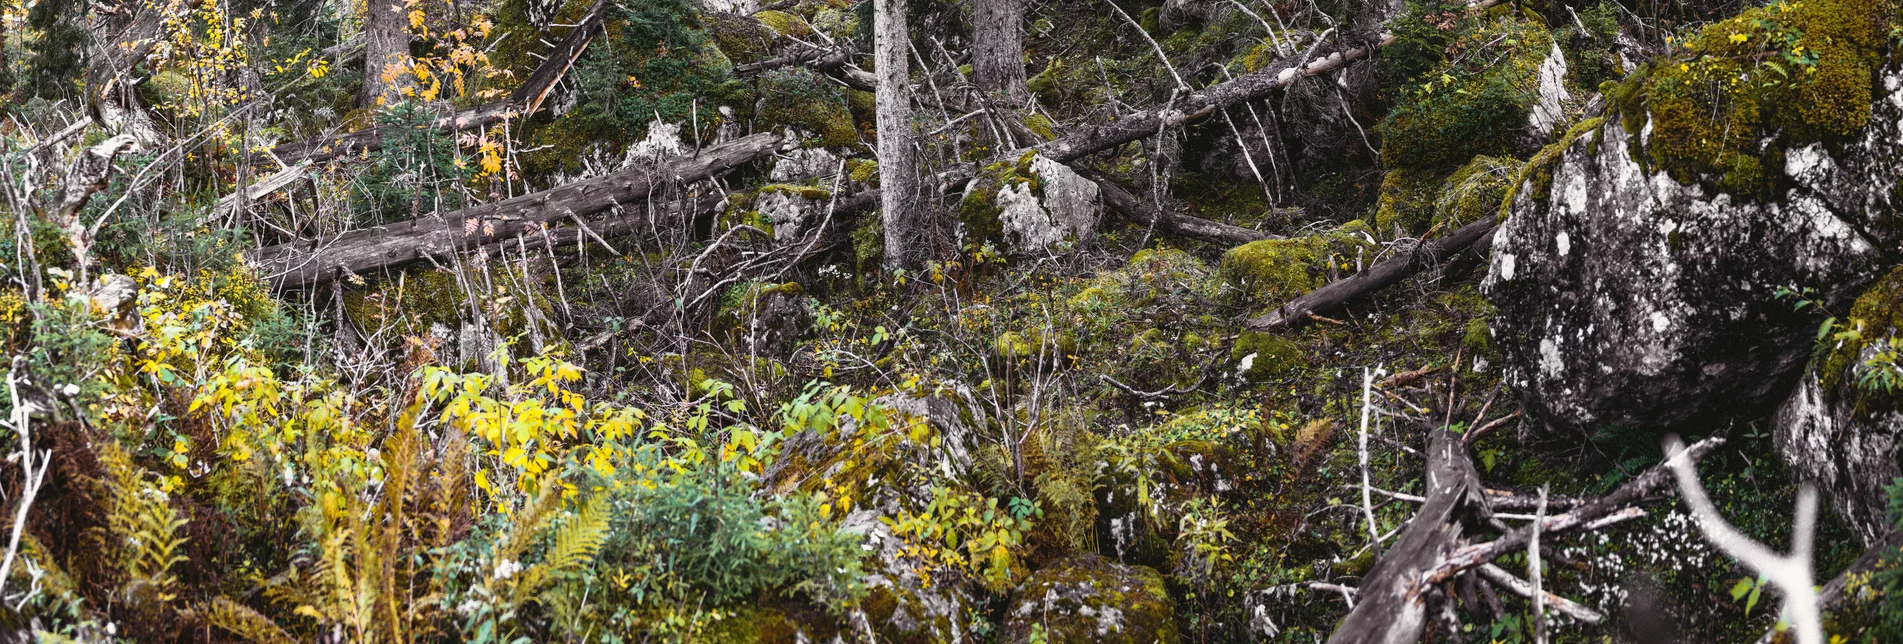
[260,0,608,166]
[248,132,783,290]
[1245,217,1499,330]
[1328,434,1725,642]
[1071,164,1283,246]
[216,160,313,217]
[1328,428,1485,644]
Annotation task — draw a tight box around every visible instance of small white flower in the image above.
[494,558,521,580]
[60,383,80,397]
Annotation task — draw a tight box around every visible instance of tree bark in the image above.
[874,0,926,269]
[971,0,1027,106]
[360,0,414,108]
[247,132,783,290]
[1327,429,1483,644]
[733,42,877,92]
[85,6,166,148]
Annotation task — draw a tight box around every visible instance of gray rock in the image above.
[757,189,826,242]
[1000,553,1178,644]
[1773,370,1901,546]
[1483,64,1903,434]
[998,154,1100,255]
[1528,43,1570,138]
[770,146,841,183]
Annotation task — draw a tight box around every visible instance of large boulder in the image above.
[1774,266,1903,546]
[1000,553,1179,644]
[1484,50,1903,433]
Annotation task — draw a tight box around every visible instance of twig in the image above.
[1358,367,1381,548]
[1474,564,1604,625]
[1531,486,1549,643]
[1463,410,1521,446]
[0,357,49,598]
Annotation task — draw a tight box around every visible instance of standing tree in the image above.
[971,0,1031,148]
[971,0,1027,105]
[360,0,413,108]
[875,0,925,269]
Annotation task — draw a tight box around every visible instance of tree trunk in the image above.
[874,0,925,269]
[970,0,1027,106]
[360,0,413,108]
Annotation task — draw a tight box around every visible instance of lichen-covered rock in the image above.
[1528,42,1571,138]
[1485,55,1903,434]
[754,184,832,242]
[961,153,1101,255]
[998,155,1101,255]
[622,118,686,165]
[1774,267,1903,546]
[769,146,842,183]
[1001,553,1179,644]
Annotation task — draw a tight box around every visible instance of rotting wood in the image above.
[1327,428,1485,644]
[734,43,877,92]
[216,160,313,217]
[247,132,782,291]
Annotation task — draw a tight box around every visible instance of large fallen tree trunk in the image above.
[248,132,782,290]
[1246,217,1499,330]
[734,43,877,92]
[260,0,608,166]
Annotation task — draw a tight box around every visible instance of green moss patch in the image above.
[1380,17,1554,173]
[756,67,859,148]
[1219,221,1376,303]
[1607,0,1899,199]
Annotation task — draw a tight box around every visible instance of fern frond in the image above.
[513,495,611,604]
[542,496,611,573]
[206,596,297,644]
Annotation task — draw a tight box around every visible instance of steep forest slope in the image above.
[0,0,1900,641]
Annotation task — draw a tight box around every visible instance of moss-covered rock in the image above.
[1219,220,1375,303]
[1606,0,1899,199]
[710,281,810,358]
[1231,331,1301,383]
[705,12,781,66]
[756,67,859,148]
[1000,553,1179,644]
[1433,155,1523,230]
[1372,168,1438,237]
[1381,17,1555,173]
